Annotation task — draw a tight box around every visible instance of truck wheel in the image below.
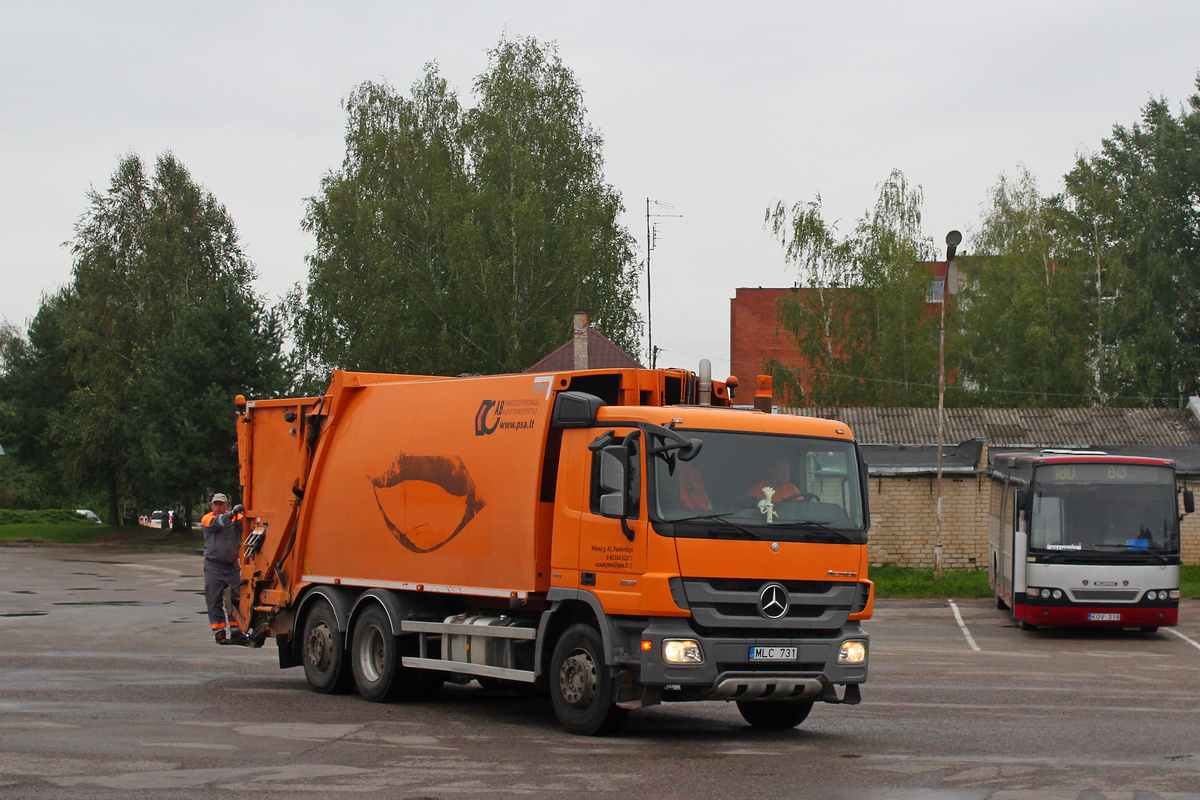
[736,699,814,729]
[550,624,629,736]
[301,599,353,694]
[351,605,402,702]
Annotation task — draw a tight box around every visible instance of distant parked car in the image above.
[146,510,174,528]
[75,509,102,524]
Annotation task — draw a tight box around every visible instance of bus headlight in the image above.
[1041,589,1051,599]
[1169,590,1180,600]
[1051,589,1063,599]
[1147,590,1159,601]
[838,640,867,665]
[662,639,704,664]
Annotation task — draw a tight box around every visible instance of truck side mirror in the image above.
[1185,489,1195,515]
[597,446,629,518]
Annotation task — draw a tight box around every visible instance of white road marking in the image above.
[948,599,981,651]
[1166,627,1200,652]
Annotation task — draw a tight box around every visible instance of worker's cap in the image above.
[211,492,229,504]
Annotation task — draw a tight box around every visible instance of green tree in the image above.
[0,293,78,504]
[766,170,939,406]
[1061,79,1200,405]
[956,167,1094,406]
[464,36,641,370]
[294,35,641,381]
[13,152,286,524]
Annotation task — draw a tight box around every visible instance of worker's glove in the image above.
[232,504,244,515]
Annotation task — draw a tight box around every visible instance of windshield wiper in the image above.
[788,521,856,543]
[671,512,761,539]
[671,513,857,543]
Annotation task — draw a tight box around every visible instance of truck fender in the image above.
[537,588,617,672]
[295,585,358,642]
[350,588,420,636]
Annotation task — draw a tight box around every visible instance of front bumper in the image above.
[618,616,868,701]
[1015,603,1177,628]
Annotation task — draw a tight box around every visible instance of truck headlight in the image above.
[662,639,703,664]
[838,640,867,665]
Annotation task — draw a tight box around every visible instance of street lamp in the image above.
[935,230,962,580]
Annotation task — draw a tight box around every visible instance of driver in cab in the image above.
[746,458,806,502]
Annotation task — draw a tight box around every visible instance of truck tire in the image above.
[735,699,814,729]
[351,605,403,702]
[351,604,444,703]
[301,599,353,694]
[549,624,629,736]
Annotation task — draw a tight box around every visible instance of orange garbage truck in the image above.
[230,362,874,734]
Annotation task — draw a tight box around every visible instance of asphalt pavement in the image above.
[1,544,1198,799]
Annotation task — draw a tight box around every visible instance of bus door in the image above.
[1012,487,1029,602]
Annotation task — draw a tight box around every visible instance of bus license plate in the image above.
[1088,613,1120,621]
[749,646,797,661]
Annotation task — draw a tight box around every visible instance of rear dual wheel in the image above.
[301,599,354,694]
[351,605,443,702]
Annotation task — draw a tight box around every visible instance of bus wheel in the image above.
[1140,627,1159,633]
[550,624,629,736]
[301,599,353,694]
[736,699,814,729]
[1018,620,1039,631]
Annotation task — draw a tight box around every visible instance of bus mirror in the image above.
[1185,489,1195,515]
[1015,489,1030,510]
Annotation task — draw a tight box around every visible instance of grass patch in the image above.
[872,564,1200,599]
[0,508,99,525]
[1182,565,1200,599]
[869,565,992,598]
[0,522,202,550]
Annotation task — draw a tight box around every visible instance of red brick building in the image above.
[730,262,955,398]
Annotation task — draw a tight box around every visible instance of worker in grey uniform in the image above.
[202,492,245,644]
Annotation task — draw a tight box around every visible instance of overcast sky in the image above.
[3,1,1199,378]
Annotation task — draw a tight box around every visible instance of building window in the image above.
[927,277,945,304]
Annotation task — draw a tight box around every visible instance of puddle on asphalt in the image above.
[52,600,144,606]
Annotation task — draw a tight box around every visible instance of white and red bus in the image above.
[988,450,1192,631]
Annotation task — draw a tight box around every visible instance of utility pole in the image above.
[935,230,962,580]
[645,199,680,368]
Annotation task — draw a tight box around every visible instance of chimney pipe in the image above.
[573,311,589,370]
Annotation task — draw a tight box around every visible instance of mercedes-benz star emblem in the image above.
[758,583,789,620]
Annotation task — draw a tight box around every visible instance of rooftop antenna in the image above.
[645,198,681,368]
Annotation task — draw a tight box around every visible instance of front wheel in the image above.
[736,699,814,729]
[301,599,354,694]
[549,624,629,736]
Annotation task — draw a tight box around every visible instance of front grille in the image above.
[1071,590,1138,601]
[681,578,858,631]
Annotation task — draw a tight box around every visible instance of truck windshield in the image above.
[650,430,865,537]
[1028,463,1180,555]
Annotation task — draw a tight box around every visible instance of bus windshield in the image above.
[1028,463,1180,555]
[650,430,865,537]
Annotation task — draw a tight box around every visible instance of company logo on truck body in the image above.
[475,398,540,436]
